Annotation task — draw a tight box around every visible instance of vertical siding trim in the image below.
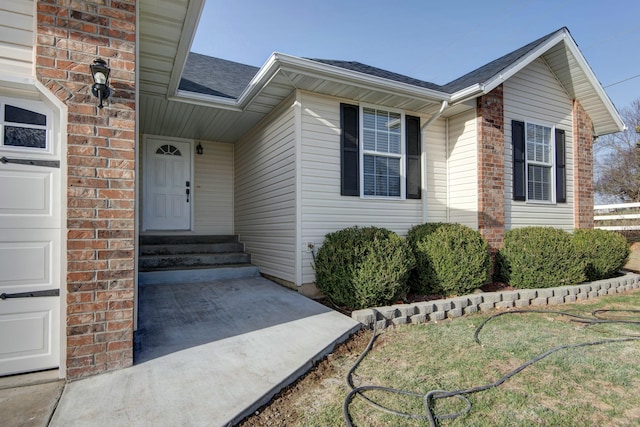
[421,126,428,222]
[294,92,303,286]
[446,117,450,223]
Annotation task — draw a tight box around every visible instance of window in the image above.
[512,120,566,203]
[156,144,182,156]
[362,107,402,197]
[526,123,552,201]
[340,103,421,199]
[1,98,51,151]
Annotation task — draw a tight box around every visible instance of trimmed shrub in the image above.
[313,226,414,309]
[573,229,629,281]
[408,223,491,295]
[497,227,586,288]
[406,222,447,292]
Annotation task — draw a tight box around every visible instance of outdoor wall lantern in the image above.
[90,58,111,109]
[196,142,203,155]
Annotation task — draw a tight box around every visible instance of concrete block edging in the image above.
[351,272,640,329]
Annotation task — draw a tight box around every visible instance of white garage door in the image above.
[0,97,61,376]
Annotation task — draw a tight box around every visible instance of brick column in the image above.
[573,100,594,229]
[477,85,505,249]
[36,0,136,379]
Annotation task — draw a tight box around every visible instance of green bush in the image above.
[408,223,491,295]
[313,226,414,309]
[406,222,447,292]
[497,227,586,288]
[573,229,629,281]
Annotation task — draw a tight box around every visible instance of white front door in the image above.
[0,96,61,376]
[143,136,192,230]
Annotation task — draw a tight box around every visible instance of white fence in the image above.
[594,202,640,231]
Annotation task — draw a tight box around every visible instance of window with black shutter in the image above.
[340,103,359,196]
[555,128,566,203]
[406,115,421,199]
[512,119,566,203]
[340,103,420,199]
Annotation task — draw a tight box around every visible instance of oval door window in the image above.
[155,144,182,156]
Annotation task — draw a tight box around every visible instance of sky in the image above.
[191,0,640,113]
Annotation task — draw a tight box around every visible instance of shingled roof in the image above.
[440,27,567,93]
[306,59,445,92]
[179,52,259,99]
[180,28,567,100]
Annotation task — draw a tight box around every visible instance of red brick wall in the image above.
[35,0,136,379]
[477,85,505,249]
[573,100,594,229]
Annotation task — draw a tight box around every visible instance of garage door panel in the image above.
[0,164,60,229]
[0,298,59,375]
[0,94,61,377]
[0,229,59,294]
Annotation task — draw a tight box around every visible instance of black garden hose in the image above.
[343,308,640,427]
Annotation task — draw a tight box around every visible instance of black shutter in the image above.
[406,115,421,199]
[340,103,359,196]
[512,120,526,201]
[555,128,566,203]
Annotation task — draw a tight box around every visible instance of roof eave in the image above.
[170,52,453,111]
[450,84,484,104]
[560,34,625,135]
[166,0,207,98]
[271,53,451,103]
[451,28,624,136]
[481,31,568,95]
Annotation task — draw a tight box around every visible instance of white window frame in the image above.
[359,104,406,199]
[0,96,53,155]
[525,121,556,203]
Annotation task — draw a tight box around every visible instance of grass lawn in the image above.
[244,289,640,426]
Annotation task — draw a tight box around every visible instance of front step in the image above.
[139,252,251,271]
[138,265,260,285]
[140,242,244,256]
[138,235,258,284]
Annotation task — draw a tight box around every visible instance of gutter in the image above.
[169,52,453,110]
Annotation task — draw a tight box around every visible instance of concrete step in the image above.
[138,264,260,285]
[139,242,244,256]
[139,252,251,271]
[139,235,238,245]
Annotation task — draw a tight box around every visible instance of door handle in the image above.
[186,188,190,203]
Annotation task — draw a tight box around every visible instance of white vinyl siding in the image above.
[447,110,478,228]
[504,57,574,230]
[298,92,425,284]
[194,141,234,234]
[234,96,297,283]
[424,117,447,223]
[0,1,35,79]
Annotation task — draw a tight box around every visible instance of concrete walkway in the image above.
[49,277,360,426]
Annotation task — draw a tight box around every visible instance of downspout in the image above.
[420,101,449,223]
[421,100,449,132]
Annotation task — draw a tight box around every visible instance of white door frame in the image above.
[142,135,194,232]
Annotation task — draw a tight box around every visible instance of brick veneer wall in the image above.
[573,100,594,229]
[476,85,505,249]
[36,0,136,379]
